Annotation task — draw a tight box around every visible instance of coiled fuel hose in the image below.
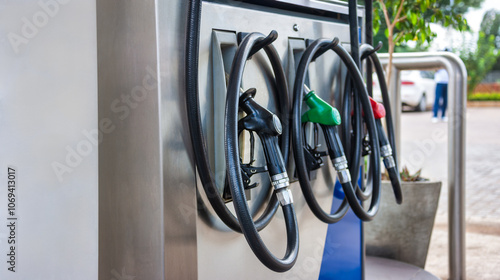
[360,44,403,204]
[225,31,298,272]
[341,72,368,200]
[185,0,280,233]
[297,84,350,223]
[345,0,364,198]
[292,38,381,221]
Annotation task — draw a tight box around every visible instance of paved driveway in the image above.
[398,107,500,279]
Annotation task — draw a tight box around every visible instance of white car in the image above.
[373,70,436,111]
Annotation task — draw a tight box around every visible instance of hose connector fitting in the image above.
[276,188,294,206]
[332,155,351,184]
[271,172,290,190]
[271,172,292,206]
[381,144,396,168]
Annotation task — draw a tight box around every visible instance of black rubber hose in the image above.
[365,0,373,97]
[365,0,373,46]
[293,38,381,221]
[321,125,345,158]
[350,78,364,195]
[340,74,352,151]
[322,125,367,202]
[340,74,368,200]
[347,0,367,200]
[332,41,382,221]
[361,44,403,204]
[387,165,403,204]
[341,79,364,199]
[376,119,403,204]
[360,44,398,166]
[292,41,350,224]
[226,31,298,272]
[185,0,278,232]
[348,0,360,68]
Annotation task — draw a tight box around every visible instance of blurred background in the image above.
[371,0,500,279]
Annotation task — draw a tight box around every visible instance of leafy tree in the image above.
[480,9,500,47]
[434,0,484,15]
[373,0,476,84]
[373,0,483,53]
[373,19,428,53]
[458,10,500,95]
[479,9,500,71]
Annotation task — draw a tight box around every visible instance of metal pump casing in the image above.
[1,0,367,279]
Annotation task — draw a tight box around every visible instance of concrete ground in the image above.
[399,107,500,280]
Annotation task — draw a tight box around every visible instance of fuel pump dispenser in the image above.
[197,28,300,271]
[1,0,449,278]
[185,0,396,277]
[292,37,382,222]
[186,2,283,234]
[184,0,373,277]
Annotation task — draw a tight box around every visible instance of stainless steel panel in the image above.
[97,0,197,279]
[0,0,98,279]
[157,1,199,279]
[211,30,239,192]
[0,0,362,279]
[196,2,355,279]
[238,0,364,16]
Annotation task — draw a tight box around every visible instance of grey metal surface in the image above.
[211,31,238,193]
[386,66,402,163]
[157,1,199,278]
[0,1,98,279]
[365,181,442,268]
[0,0,365,278]
[97,0,197,279]
[195,2,357,279]
[378,52,468,280]
[241,0,359,15]
[365,256,440,280]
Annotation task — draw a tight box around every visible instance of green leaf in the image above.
[420,31,426,42]
[385,28,389,38]
[436,9,443,19]
[373,20,380,34]
[392,2,399,13]
[461,18,468,31]
[419,18,425,29]
[411,13,418,25]
[444,15,451,27]
[420,2,427,13]
[404,20,411,29]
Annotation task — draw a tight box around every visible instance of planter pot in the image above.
[364,180,442,268]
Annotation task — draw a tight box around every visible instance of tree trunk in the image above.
[386,28,395,87]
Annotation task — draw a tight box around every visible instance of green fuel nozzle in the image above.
[301,85,341,126]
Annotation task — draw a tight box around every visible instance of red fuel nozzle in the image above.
[351,97,386,119]
[369,97,386,119]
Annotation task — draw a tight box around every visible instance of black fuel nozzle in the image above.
[238,88,292,205]
[239,88,283,138]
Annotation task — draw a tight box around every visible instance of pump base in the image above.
[366,256,440,280]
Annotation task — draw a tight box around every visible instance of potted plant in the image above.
[364,166,442,268]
